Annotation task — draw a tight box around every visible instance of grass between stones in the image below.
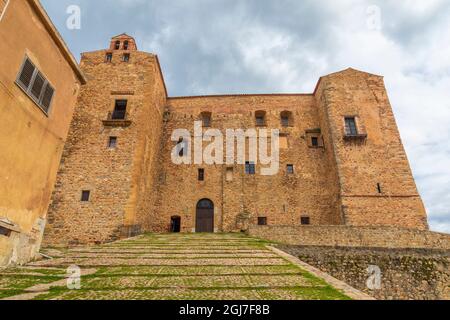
[1,233,351,300]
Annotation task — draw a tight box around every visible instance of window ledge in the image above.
[102,119,132,127]
[0,217,21,233]
[344,134,367,141]
[15,82,50,118]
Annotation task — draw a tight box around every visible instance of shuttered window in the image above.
[17,59,36,90]
[30,72,45,100]
[16,56,55,115]
[40,83,54,113]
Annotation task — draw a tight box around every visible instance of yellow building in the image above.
[0,0,85,266]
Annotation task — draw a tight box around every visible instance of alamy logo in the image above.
[66,5,81,30]
[366,265,382,290]
[66,265,81,290]
[171,121,280,176]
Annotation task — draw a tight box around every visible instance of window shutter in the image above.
[40,83,54,112]
[30,72,45,101]
[17,58,36,90]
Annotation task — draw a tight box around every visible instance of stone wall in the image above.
[154,94,339,233]
[278,245,450,300]
[315,69,428,230]
[248,225,450,249]
[43,37,166,246]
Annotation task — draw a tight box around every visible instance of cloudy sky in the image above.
[40,0,450,233]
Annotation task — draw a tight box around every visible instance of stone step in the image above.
[28,257,289,268]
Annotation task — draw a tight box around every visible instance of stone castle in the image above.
[42,34,429,246]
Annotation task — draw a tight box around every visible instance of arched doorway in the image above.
[196,199,214,233]
[171,216,181,233]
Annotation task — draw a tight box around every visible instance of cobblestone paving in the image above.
[0,233,350,300]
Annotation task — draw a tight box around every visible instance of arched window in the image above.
[280,111,293,127]
[197,199,214,210]
[255,110,267,126]
[114,40,121,50]
[123,40,129,50]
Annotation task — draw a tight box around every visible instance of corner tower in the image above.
[43,35,167,245]
[314,68,428,230]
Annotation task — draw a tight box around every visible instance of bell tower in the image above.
[109,33,138,51]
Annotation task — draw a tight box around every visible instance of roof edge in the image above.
[28,0,86,84]
[168,93,314,100]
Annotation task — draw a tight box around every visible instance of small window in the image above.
[115,40,121,50]
[112,100,127,120]
[122,53,130,62]
[245,161,256,175]
[106,53,113,63]
[226,167,234,182]
[81,190,90,202]
[345,117,358,136]
[301,217,311,225]
[123,40,129,50]
[281,111,292,127]
[311,137,319,147]
[201,112,212,127]
[255,111,266,126]
[377,183,382,194]
[287,164,294,174]
[198,169,205,181]
[108,137,117,149]
[258,217,268,226]
[0,226,11,238]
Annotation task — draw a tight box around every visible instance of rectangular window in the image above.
[345,117,358,136]
[106,53,113,62]
[108,137,117,149]
[311,137,319,147]
[81,190,91,202]
[198,169,205,181]
[256,116,265,126]
[16,56,55,114]
[112,100,127,119]
[258,217,268,226]
[301,217,311,225]
[287,164,294,174]
[201,113,212,127]
[377,183,382,194]
[245,161,256,175]
[122,53,130,62]
[255,111,266,126]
